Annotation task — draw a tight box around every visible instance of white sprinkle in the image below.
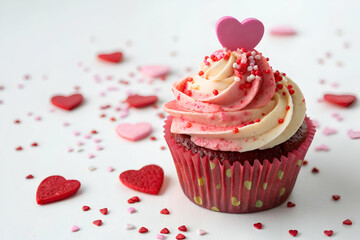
[255,76,261,81]
[248,56,254,61]
[255,55,261,60]
[253,65,259,71]
[241,59,247,64]
[88,165,97,171]
[234,77,241,82]
[247,66,253,71]
[125,224,135,230]
[232,63,238,68]
[251,51,256,56]
[247,75,255,82]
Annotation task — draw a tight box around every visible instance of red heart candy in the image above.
[98,52,123,63]
[93,220,102,226]
[216,16,264,51]
[178,225,187,232]
[253,222,262,229]
[343,219,352,225]
[99,208,108,215]
[324,230,334,237]
[176,233,186,240]
[160,228,170,234]
[138,227,148,233]
[287,201,296,208]
[323,94,356,107]
[160,208,170,215]
[82,205,90,211]
[36,175,81,204]
[119,165,164,195]
[332,195,341,201]
[51,94,83,111]
[289,230,298,237]
[126,94,158,108]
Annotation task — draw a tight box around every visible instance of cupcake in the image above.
[163,16,315,213]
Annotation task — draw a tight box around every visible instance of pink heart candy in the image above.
[139,65,170,78]
[116,122,152,141]
[71,225,80,232]
[315,144,330,152]
[323,127,337,136]
[216,16,264,51]
[348,129,360,139]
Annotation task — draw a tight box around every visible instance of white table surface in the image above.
[1,0,359,239]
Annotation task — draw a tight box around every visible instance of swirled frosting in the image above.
[164,48,306,152]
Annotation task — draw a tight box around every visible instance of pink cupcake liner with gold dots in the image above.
[164,116,316,213]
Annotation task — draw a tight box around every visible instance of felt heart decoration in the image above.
[98,51,123,63]
[323,94,356,107]
[126,94,158,108]
[36,175,81,204]
[51,94,83,111]
[216,16,264,51]
[119,164,164,194]
[116,122,152,141]
[139,65,170,78]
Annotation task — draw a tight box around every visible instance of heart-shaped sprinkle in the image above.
[160,208,170,214]
[127,207,136,214]
[253,222,262,229]
[312,167,319,173]
[93,220,102,226]
[197,229,207,235]
[51,94,83,111]
[139,65,170,78]
[332,195,341,201]
[178,225,187,232]
[324,230,334,237]
[315,144,330,151]
[323,94,356,107]
[323,127,337,136]
[36,175,81,204]
[71,225,80,232]
[125,224,135,230]
[348,129,360,139]
[127,196,140,203]
[216,16,264,51]
[289,230,298,237]
[270,26,296,36]
[156,234,166,240]
[343,219,352,225]
[98,51,123,63]
[287,201,296,208]
[26,174,34,179]
[99,208,108,215]
[160,228,170,234]
[126,94,158,108]
[138,227,148,233]
[176,233,186,239]
[16,146,23,151]
[82,205,90,211]
[119,164,164,194]
[116,122,152,141]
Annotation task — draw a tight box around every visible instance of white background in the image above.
[0,0,360,239]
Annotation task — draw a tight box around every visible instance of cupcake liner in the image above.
[164,116,316,213]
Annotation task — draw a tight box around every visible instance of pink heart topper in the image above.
[216,16,264,51]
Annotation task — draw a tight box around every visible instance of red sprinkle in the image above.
[26,174,34,179]
[198,71,204,76]
[343,219,352,225]
[91,130,98,134]
[176,233,186,239]
[332,195,340,201]
[324,230,334,237]
[31,142,38,147]
[264,69,271,74]
[128,196,140,203]
[303,160,308,165]
[289,230,298,237]
[187,77,193,82]
[138,227,148,233]
[15,146,23,151]
[213,89,219,95]
[160,228,170,234]
[278,118,284,124]
[233,128,239,134]
[178,225,187,232]
[312,168,319,173]
[289,89,295,95]
[99,208,108,215]
[14,119,21,124]
[287,202,296,208]
[160,146,166,150]
[160,208,170,215]
[286,105,290,110]
[186,122,192,128]
[255,118,261,123]
[253,222,262,229]
[82,205,90,211]
[93,220,102,226]
[184,90,192,96]
[150,136,157,141]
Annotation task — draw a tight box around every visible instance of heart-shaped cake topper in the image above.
[216,16,264,51]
